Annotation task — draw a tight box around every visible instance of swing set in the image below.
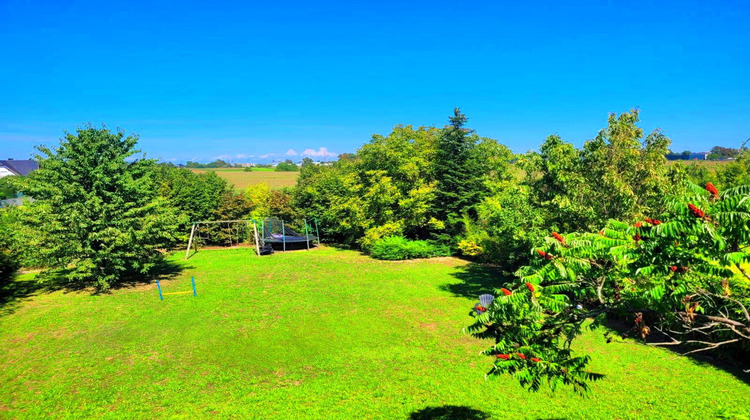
[184,218,320,259]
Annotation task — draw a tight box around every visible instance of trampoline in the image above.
[261,218,319,251]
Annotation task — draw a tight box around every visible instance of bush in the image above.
[275,160,299,172]
[359,221,404,252]
[0,208,20,281]
[370,236,450,260]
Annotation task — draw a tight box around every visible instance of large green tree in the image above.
[522,109,684,233]
[18,126,181,290]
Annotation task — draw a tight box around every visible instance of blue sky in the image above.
[1,0,748,163]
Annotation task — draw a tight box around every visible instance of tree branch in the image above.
[683,338,741,355]
[698,289,750,324]
[734,263,750,283]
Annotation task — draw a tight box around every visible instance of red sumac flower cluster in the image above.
[536,249,553,260]
[670,266,688,274]
[501,288,512,296]
[706,182,719,199]
[551,232,565,244]
[688,203,705,218]
[496,354,510,360]
[526,282,535,292]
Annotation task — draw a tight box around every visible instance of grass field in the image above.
[667,159,731,171]
[1,248,749,418]
[191,168,299,190]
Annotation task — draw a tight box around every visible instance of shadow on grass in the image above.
[442,263,750,386]
[0,258,188,316]
[0,272,45,316]
[441,261,512,299]
[602,317,750,387]
[410,405,490,420]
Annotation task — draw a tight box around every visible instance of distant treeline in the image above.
[667,145,747,160]
[184,157,319,170]
[184,160,266,169]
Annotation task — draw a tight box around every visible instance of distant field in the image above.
[190,168,299,189]
[667,159,731,171]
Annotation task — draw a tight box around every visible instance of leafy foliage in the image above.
[0,208,20,282]
[369,236,450,260]
[293,125,444,246]
[16,126,181,290]
[0,176,18,200]
[275,160,299,172]
[154,165,231,240]
[293,118,512,252]
[202,191,253,245]
[433,109,487,236]
[470,181,750,392]
[520,109,685,233]
[459,181,546,269]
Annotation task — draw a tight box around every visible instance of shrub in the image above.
[359,221,404,252]
[275,160,299,172]
[370,236,450,260]
[0,208,20,281]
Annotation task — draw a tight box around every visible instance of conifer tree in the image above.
[434,108,481,235]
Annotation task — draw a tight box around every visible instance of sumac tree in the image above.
[469,182,750,393]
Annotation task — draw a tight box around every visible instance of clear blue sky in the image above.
[1,0,748,163]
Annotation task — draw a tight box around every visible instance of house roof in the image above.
[0,159,39,176]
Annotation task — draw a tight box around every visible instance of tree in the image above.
[433,109,484,237]
[469,182,750,393]
[17,126,180,290]
[204,191,253,245]
[708,146,742,160]
[523,110,684,233]
[0,177,18,200]
[275,160,299,172]
[0,208,20,282]
[293,125,443,248]
[301,157,315,168]
[154,166,230,240]
[205,159,232,168]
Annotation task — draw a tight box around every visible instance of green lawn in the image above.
[1,248,749,418]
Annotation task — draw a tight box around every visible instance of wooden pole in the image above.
[185,223,197,259]
[252,221,261,256]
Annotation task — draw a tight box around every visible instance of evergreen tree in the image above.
[434,108,480,236]
[19,126,180,290]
